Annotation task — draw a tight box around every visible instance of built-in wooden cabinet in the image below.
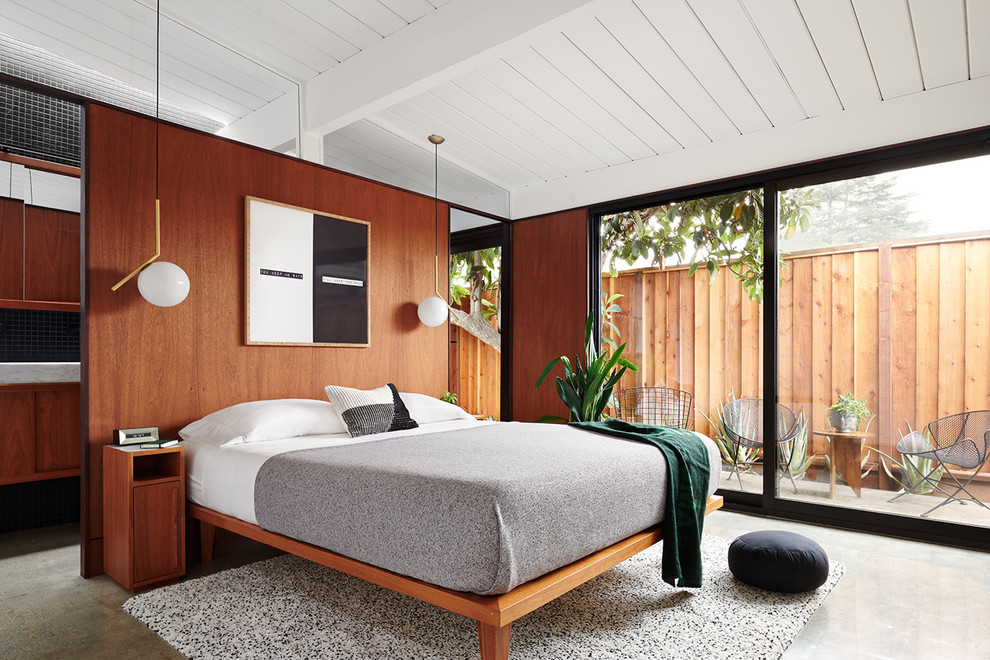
[0,383,80,485]
[0,198,25,300]
[0,197,80,308]
[24,205,81,303]
[103,445,186,591]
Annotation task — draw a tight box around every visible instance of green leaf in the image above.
[533,356,561,388]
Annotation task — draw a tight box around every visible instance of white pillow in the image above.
[179,399,346,447]
[399,392,477,424]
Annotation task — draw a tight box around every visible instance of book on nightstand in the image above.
[139,439,179,449]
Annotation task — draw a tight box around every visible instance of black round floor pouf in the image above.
[728,530,829,593]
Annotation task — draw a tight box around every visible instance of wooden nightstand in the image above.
[103,444,185,591]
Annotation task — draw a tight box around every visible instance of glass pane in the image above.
[778,154,990,529]
[448,247,501,419]
[600,189,764,493]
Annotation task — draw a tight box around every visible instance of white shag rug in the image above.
[124,535,844,659]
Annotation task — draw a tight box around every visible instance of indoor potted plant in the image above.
[828,393,871,432]
[533,312,637,423]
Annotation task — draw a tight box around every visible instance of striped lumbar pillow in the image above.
[324,383,418,436]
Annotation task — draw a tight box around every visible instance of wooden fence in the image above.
[449,233,990,481]
[605,233,990,480]
[448,299,501,419]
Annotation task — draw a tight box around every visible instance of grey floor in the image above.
[1,510,987,659]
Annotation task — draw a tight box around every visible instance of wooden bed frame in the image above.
[188,495,723,660]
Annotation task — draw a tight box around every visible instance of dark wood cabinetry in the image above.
[0,198,25,300]
[0,197,80,309]
[0,383,80,485]
[103,446,185,591]
[24,205,81,303]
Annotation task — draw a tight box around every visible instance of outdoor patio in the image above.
[721,466,990,528]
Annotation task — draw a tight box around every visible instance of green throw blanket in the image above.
[570,419,711,588]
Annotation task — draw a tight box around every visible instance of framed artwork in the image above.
[245,196,370,347]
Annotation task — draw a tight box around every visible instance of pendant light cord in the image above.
[156,0,160,201]
[434,138,439,293]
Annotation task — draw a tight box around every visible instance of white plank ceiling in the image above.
[2,0,989,219]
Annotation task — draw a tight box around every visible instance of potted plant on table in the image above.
[827,393,871,432]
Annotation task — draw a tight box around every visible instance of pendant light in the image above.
[417,134,448,327]
[111,0,190,307]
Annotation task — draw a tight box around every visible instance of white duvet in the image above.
[185,418,492,524]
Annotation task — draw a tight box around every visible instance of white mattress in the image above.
[185,418,492,524]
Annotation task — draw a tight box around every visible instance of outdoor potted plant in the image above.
[828,393,871,432]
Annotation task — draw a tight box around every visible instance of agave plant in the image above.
[782,410,816,479]
[698,394,761,469]
[867,424,946,496]
[700,399,815,481]
[534,312,638,423]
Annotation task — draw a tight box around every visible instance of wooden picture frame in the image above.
[245,196,370,347]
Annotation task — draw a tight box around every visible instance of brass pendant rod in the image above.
[110,199,161,291]
[429,134,444,298]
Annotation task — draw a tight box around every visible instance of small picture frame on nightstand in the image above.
[113,426,160,446]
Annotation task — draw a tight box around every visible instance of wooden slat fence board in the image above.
[965,241,990,411]
[852,252,880,457]
[892,247,918,436]
[779,257,794,414]
[792,258,815,431]
[812,256,833,457]
[694,274,710,435]
[915,245,940,429]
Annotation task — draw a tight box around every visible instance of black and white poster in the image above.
[245,197,369,346]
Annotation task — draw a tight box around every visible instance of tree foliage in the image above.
[779,174,923,251]
[448,248,501,352]
[601,188,817,303]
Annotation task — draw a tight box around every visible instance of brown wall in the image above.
[510,208,589,422]
[83,104,449,574]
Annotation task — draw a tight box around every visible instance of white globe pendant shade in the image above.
[417,295,448,327]
[137,261,190,307]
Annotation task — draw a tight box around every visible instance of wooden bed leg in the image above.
[200,520,215,562]
[477,621,511,660]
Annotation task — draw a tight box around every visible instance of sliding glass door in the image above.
[594,138,990,546]
[777,154,990,530]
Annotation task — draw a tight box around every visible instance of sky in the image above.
[886,153,990,237]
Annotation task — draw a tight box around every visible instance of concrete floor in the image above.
[1,512,987,659]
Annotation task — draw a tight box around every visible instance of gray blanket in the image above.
[254,422,720,595]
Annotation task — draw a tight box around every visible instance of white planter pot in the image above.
[829,410,857,432]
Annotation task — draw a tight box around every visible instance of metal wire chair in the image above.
[614,386,694,429]
[892,411,990,517]
[722,398,800,493]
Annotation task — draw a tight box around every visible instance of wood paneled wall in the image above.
[510,209,589,422]
[83,104,449,575]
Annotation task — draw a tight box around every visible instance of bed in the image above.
[182,392,724,660]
